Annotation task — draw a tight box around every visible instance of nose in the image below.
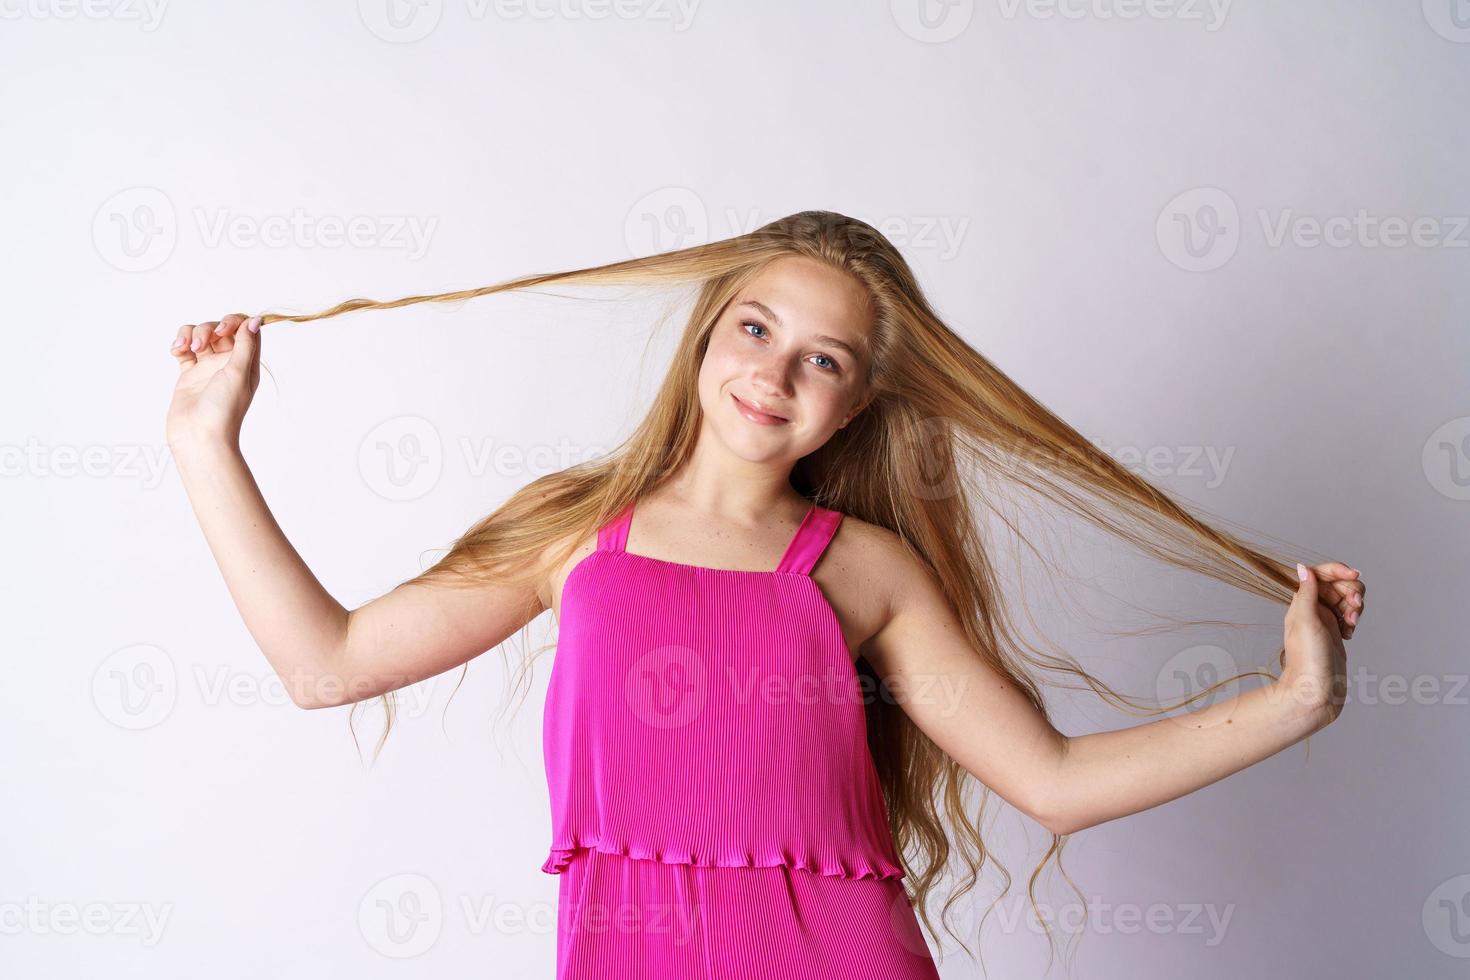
[749,361,794,398]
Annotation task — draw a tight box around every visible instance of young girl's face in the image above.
[697,255,874,463]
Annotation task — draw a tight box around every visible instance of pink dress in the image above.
[542,497,942,978]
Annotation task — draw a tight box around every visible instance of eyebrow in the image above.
[737,300,865,360]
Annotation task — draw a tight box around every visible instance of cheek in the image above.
[814,390,854,426]
[699,336,745,384]
[696,347,736,406]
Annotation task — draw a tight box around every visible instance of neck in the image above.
[652,429,808,523]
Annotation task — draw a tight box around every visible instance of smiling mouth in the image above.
[731,393,789,424]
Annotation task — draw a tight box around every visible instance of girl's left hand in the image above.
[1279,562,1357,728]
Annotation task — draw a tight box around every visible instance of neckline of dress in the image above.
[611,549,814,577]
[617,499,820,575]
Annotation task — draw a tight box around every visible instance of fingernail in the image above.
[1296,562,1309,582]
[213,323,226,335]
[247,316,261,333]
[171,337,184,349]
[190,337,201,351]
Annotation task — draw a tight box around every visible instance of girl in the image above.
[165,211,1364,978]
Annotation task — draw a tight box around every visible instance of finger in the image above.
[1289,563,1320,625]
[1322,579,1365,615]
[1314,561,1358,580]
[1322,580,1353,605]
[170,324,197,364]
[207,313,248,357]
[247,315,264,388]
[230,315,261,373]
[189,322,219,354]
[213,313,247,340]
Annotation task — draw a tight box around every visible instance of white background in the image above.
[4,1,1467,977]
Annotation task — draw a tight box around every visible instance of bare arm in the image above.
[167,312,545,710]
[1047,675,1324,835]
[861,531,1353,837]
[173,439,547,709]
[1046,563,1354,835]
[172,438,352,708]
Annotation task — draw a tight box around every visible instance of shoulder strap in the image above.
[776,504,843,575]
[597,500,635,552]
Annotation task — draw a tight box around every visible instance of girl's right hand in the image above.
[166,313,264,450]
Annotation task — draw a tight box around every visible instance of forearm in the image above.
[1046,676,1327,835]
[171,436,349,707]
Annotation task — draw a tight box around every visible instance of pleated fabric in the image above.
[542,498,942,978]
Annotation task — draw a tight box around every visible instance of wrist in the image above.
[168,433,242,468]
[1268,672,1338,736]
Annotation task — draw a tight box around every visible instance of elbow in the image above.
[1037,737,1081,836]
[1031,792,1068,836]
[1042,810,1082,837]
[1036,795,1082,836]
[287,683,332,710]
[278,666,345,710]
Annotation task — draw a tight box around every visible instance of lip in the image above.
[731,392,789,425]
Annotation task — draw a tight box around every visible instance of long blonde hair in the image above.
[253,211,1315,975]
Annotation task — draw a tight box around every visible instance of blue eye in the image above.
[739,320,840,373]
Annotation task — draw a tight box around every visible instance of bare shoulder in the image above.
[537,526,600,619]
[819,513,942,653]
[832,513,940,595]
[826,516,968,679]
